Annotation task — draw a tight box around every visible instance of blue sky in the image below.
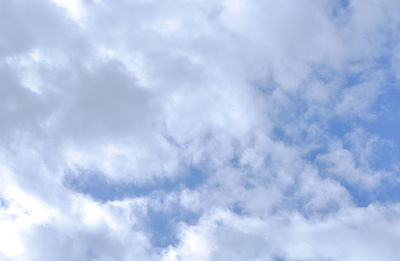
[1,0,400,260]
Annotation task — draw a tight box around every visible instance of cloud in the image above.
[164,205,400,261]
[1,0,400,260]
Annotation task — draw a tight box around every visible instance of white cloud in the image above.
[1,0,400,260]
[164,205,400,260]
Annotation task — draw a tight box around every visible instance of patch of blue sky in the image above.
[0,197,7,208]
[363,87,400,153]
[272,66,400,208]
[326,90,400,171]
[339,0,350,8]
[231,202,245,215]
[315,153,400,207]
[341,178,400,207]
[63,166,207,202]
[64,167,205,248]
[323,0,351,25]
[86,248,97,261]
[147,203,200,249]
[309,55,399,163]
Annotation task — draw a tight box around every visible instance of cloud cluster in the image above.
[1,0,400,260]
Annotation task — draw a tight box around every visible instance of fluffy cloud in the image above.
[164,204,400,261]
[1,0,400,260]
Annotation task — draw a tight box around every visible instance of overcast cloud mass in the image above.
[1,0,400,260]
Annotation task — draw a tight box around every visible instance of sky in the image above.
[0,0,400,260]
